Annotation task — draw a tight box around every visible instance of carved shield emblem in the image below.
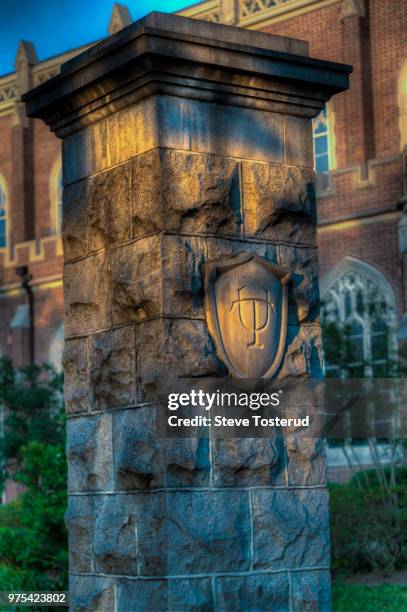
[204,253,291,379]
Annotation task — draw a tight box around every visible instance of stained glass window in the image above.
[313,106,332,192]
[322,264,395,377]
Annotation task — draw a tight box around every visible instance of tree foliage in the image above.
[0,357,67,591]
[330,477,407,574]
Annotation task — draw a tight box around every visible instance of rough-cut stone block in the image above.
[63,338,90,414]
[62,180,88,261]
[113,234,280,323]
[93,495,138,574]
[113,407,210,489]
[161,438,211,488]
[117,579,166,612]
[285,116,314,168]
[89,326,137,410]
[206,237,278,270]
[114,405,160,490]
[63,120,109,185]
[111,234,207,323]
[216,572,290,612]
[65,495,92,573]
[286,438,327,486]
[67,414,113,492]
[164,97,284,163]
[64,252,110,337]
[136,319,222,400]
[168,577,214,611]
[69,575,114,612]
[107,98,158,168]
[87,163,132,251]
[137,491,251,575]
[129,150,161,236]
[279,324,323,379]
[131,149,241,237]
[117,577,214,611]
[156,97,192,154]
[241,162,315,243]
[252,489,330,570]
[292,570,332,612]
[161,235,207,319]
[278,246,320,323]
[111,236,161,324]
[63,99,159,183]
[212,437,286,487]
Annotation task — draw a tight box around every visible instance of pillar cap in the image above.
[23,11,351,137]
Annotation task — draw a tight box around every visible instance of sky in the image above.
[0,0,196,76]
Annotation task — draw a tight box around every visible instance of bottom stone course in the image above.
[70,575,115,612]
[69,568,332,611]
[216,572,290,612]
[292,569,332,612]
[117,577,214,611]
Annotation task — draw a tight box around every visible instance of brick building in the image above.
[0,0,406,477]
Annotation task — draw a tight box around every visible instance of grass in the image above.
[333,581,407,611]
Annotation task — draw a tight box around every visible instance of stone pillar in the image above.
[24,13,350,611]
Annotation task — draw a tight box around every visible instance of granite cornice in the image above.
[23,12,351,137]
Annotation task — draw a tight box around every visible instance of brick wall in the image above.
[0,107,63,365]
[33,120,61,239]
[264,0,406,319]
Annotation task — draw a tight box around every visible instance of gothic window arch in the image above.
[50,155,62,234]
[321,257,397,377]
[312,104,336,193]
[0,174,9,249]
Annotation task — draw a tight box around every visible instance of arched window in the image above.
[50,155,63,233]
[321,257,396,377]
[398,60,407,150]
[312,104,335,193]
[0,175,9,248]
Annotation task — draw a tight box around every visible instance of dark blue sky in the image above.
[0,0,195,76]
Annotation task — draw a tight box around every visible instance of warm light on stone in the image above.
[23,12,350,611]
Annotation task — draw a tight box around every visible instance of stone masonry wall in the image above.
[62,94,330,611]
